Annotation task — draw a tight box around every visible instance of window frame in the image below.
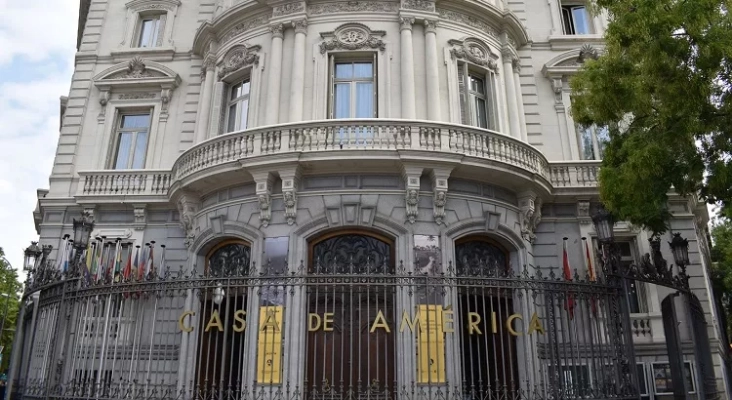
[111,111,153,170]
[592,237,647,313]
[560,3,592,35]
[328,54,378,119]
[651,361,696,395]
[578,124,609,160]
[457,61,499,131]
[134,12,165,48]
[225,78,252,133]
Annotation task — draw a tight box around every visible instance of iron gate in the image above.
[11,258,639,400]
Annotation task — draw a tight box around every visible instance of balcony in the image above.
[73,120,604,202]
[168,119,554,197]
[75,170,171,204]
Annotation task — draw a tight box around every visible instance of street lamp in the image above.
[669,233,690,274]
[23,242,42,273]
[591,206,615,244]
[70,212,95,275]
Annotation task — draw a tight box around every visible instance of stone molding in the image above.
[402,0,436,12]
[448,37,498,71]
[272,1,305,18]
[319,23,386,54]
[217,44,261,80]
[308,2,399,15]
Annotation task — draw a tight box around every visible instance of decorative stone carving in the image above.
[512,56,521,73]
[518,193,540,243]
[109,57,163,79]
[98,90,111,120]
[272,1,305,17]
[270,23,285,39]
[424,19,438,34]
[127,0,180,13]
[217,45,261,79]
[551,78,564,103]
[258,194,272,228]
[220,13,269,44]
[400,17,415,31]
[200,56,216,80]
[438,9,498,38]
[403,0,435,12]
[578,44,599,63]
[449,38,498,70]
[177,194,199,248]
[577,200,591,225]
[160,88,171,115]
[293,19,308,34]
[433,190,447,225]
[133,206,146,231]
[308,2,399,15]
[406,189,420,224]
[320,23,386,54]
[283,190,297,226]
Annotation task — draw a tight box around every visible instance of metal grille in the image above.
[12,248,639,400]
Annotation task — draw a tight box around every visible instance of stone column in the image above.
[424,19,441,121]
[194,56,216,144]
[512,58,528,142]
[501,49,521,139]
[400,17,416,119]
[265,23,285,125]
[289,19,307,122]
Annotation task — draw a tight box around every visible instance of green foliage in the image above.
[570,0,732,233]
[711,219,732,341]
[0,248,23,372]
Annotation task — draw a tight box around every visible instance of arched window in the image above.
[454,237,518,397]
[196,240,251,394]
[305,231,395,400]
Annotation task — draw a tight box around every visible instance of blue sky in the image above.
[0,0,78,273]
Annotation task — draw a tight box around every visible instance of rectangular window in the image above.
[561,4,591,35]
[592,238,647,313]
[226,79,251,133]
[113,113,151,170]
[458,62,498,130]
[137,15,163,48]
[637,363,650,398]
[330,60,376,119]
[652,361,695,394]
[578,125,609,160]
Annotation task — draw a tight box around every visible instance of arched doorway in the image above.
[195,240,252,394]
[305,231,396,400]
[454,236,519,396]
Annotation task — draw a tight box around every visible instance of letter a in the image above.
[370,310,391,333]
[205,310,224,332]
[527,312,545,335]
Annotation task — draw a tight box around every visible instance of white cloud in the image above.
[0,1,78,277]
[0,0,78,65]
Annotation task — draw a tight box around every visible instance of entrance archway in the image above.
[305,231,396,400]
[454,237,519,395]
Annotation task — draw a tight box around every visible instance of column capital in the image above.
[270,23,285,39]
[293,18,308,34]
[424,19,438,34]
[200,55,216,80]
[400,17,415,31]
[512,56,521,73]
[501,47,516,61]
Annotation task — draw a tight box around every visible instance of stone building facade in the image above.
[7,0,730,399]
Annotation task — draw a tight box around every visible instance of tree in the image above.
[0,248,23,372]
[711,219,732,341]
[570,0,732,233]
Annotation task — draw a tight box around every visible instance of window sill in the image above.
[111,47,176,62]
[547,34,604,50]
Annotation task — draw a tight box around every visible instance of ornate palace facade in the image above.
[7,0,730,399]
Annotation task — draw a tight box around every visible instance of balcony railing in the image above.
[171,119,550,184]
[548,161,600,188]
[73,121,605,200]
[76,170,171,201]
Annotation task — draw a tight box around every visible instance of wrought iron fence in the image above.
[12,259,640,400]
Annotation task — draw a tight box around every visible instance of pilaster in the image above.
[265,23,285,125]
[424,19,441,121]
[289,19,308,122]
[501,45,522,140]
[399,16,416,119]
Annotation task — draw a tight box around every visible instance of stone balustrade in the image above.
[171,119,550,184]
[75,121,606,200]
[76,170,171,202]
[548,161,601,188]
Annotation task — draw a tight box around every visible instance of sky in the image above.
[0,0,79,275]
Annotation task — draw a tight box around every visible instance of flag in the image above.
[147,242,155,280]
[158,245,166,280]
[562,238,575,319]
[133,246,141,281]
[56,235,69,271]
[113,241,122,283]
[122,244,133,281]
[585,239,598,316]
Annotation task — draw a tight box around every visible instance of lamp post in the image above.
[591,208,641,399]
[70,212,94,276]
